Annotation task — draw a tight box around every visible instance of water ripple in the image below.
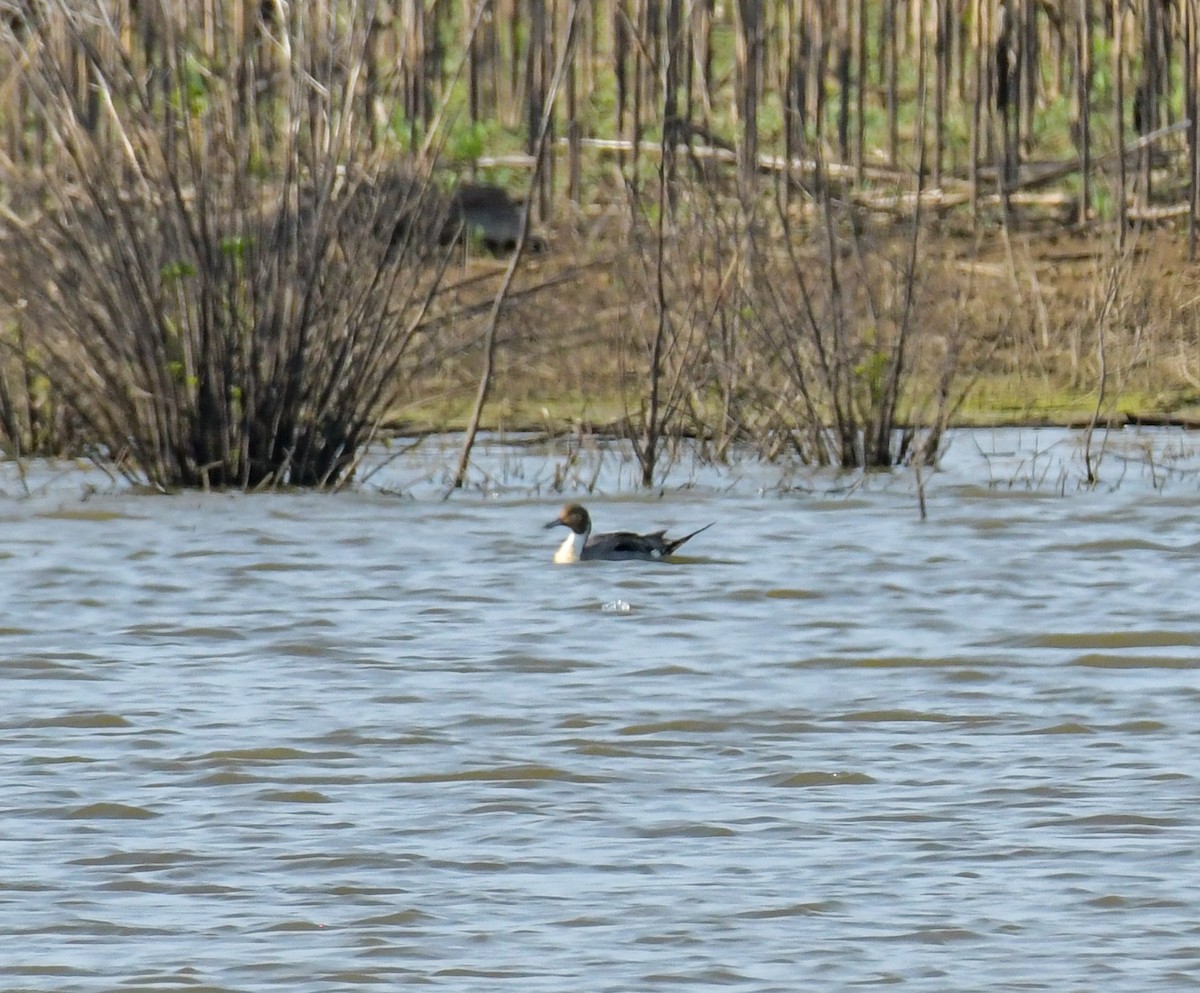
[3,431,1200,992]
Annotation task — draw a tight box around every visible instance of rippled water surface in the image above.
[3,428,1200,992]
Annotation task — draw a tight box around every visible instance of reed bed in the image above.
[5,2,1198,231]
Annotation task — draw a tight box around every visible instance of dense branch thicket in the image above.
[0,2,451,489]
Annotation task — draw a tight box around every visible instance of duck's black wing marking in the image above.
[604,530,664,554]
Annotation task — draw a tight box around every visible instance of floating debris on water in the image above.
[601,599,632,614]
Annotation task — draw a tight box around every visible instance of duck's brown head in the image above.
[544,503,591,535]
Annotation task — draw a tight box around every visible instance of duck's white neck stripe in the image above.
[554,529,586,564]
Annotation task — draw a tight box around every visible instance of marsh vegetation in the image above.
[2,1,1199,489]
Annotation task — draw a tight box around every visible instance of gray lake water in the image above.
[3,428,1200,992]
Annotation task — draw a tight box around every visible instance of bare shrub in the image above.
[0,3,451,489]
[709,161,1014,474]
[615,182,725,487]
[736,181,931,468]
[609,156,990,479]
[1074,228,1173,484]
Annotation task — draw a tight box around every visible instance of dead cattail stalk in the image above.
[451,0,585,489]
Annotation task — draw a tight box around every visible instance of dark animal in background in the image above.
[440,183,546,254]
[258,174,546,266]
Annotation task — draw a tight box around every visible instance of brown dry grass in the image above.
[393,211,1200,436]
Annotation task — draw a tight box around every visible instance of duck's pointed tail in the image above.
[665,521,714,555]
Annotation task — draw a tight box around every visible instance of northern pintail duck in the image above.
[545,503,712,564]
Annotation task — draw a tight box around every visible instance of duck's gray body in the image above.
[546,504,712,563]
